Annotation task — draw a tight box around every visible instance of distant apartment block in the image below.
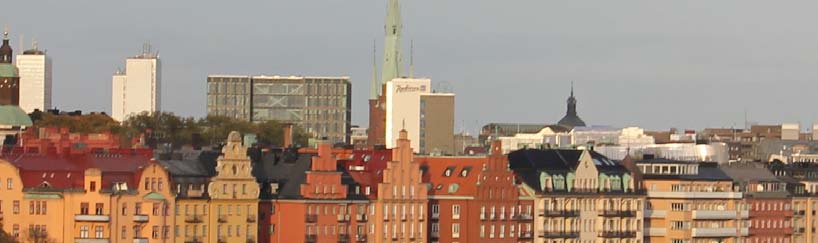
[16,43,52,113]
[111,44,161,121]
[207,75,351,144]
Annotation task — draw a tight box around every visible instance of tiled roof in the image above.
[7,153,152,191]
[340,149,392,199]
[418,156,484,197]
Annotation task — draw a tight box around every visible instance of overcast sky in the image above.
[3,0,817,133]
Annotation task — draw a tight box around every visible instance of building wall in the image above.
[206,132,260,243]
[124,57,160,119]
[373,130,429,243]
[384,78,430,152]
[746,198,793,243]
[111,74,126,121]
[0,158,174,243]
[16,53,51,113]
[206,75,252,121]
[419,94,454,155]
[206,75,351,143]
[643,179,743,243]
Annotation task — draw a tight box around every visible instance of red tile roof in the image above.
[418,156,485,197]
[5,152,152,191]
[340,149,392,199]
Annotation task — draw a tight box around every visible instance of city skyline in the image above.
[1,0,817,132]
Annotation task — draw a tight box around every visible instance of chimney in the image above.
[283,123,293,148]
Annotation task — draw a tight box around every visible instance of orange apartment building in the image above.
[421,141,534,243]
[0,149,174,243]
[360,130,428,243]
[636,158,747,243]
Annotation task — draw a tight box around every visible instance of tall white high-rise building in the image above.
[111,44,161,121]
[16,42,52,113]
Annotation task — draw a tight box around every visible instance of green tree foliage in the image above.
[0,224,18,243]
[32,113,121,134]
[121,112,309,148]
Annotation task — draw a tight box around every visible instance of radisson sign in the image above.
[395,84,427,93]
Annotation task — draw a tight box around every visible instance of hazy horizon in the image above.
[3,0,817,134]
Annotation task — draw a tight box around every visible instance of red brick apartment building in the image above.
[421,141,534,243]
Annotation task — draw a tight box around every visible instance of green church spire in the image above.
[380,0,402,88]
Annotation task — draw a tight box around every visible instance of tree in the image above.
[0,224,18,243]
[22,228,56,243]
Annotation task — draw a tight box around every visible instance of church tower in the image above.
[557,82,586,129]
[0,28,20,105]
[368,0,404,147]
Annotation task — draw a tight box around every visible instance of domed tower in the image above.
[0,29,12,63]
[557,82,586,129]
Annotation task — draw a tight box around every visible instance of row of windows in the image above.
[306,204,366,215]
[477,223,534,239]
[305,224,365,235]
[542,218,641,232]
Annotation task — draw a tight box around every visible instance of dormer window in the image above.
[443,167,455,177]
[460,167,472,177]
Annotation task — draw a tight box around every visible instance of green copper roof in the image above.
[0,63,17,77]
[143,192,167,201]
[0,105,32,127]
[24,193,62,199]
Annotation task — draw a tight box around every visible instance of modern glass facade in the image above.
[206,75,351,144]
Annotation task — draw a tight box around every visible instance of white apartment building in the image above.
[16,45,52,113]
[111,45,161,121]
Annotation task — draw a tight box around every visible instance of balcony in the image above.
[431,232,440,238]
[246,238,255,243]
[431,213,439,219]
[305,234,317,243]
[645,210,666,218]
[645,228,667,237]
[691,228,740,237]
[355,214,367,222]
[75,214,111,222]
[337,214,350,222]
[247,214,257,223]
[338,234,350,242]
[305,214,318,223]
[538,209,580,217]
[599,210,636,217]
[74,239,110,243]
[538,231,580,238]
[355,234,367,242]
[218,215,228,223]
[519,231,534,239]
[184,236,203,243]
[217,237,227,243]
[513,214,534,221]
[185,215,203,223]
[598,231,637,238]
[692,210,748,220]
[647,191,742,199]
[132,238,149,243]
[795,210,806,216]
[132,215,149,223]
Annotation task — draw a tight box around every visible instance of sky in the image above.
[3,0,817,134]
